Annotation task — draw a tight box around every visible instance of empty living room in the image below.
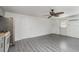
[0,6,79,52]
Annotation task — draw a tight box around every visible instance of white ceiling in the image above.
[1,6,79,17]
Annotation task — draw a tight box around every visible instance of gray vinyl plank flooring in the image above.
[9,34,79,52]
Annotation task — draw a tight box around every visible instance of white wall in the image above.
[67,21,79,38]
[51,18,79,38]
[51,19,60,34]
[5,12,54,41]
[49,16,79,38]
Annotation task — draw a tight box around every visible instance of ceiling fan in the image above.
[47,9,64,18]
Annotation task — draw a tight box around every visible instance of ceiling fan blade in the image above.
[48,16,52,18]
[56,12,64,15]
